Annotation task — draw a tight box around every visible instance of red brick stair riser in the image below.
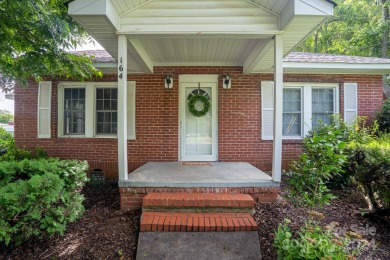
[142,192,254,208]
[140,212,258,232]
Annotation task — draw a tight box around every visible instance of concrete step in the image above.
[140,212,258,232]
[142,192,254,213]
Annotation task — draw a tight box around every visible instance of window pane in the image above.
[64,88,85,135]
[104,89,111,99]
[72,88,79,99]
[64,89,71,99]
[312,88,334,128]
[96,89,104,99]
[283,88,302,136]
[96,88,118,134]
[104,100,111,110]
[96,100,104,110]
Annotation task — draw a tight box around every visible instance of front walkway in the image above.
[118,162,279,188]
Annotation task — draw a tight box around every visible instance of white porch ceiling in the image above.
[69,0,334,74]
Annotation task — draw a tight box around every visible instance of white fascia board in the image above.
[69,0,119,30]
[94,62,117,68]
[295,0,334,16]
[69,0,106,15]
[280,0,333,29]
[283,62,390,74]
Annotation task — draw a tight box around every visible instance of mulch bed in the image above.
[2,180,389,259]
[255,179,390,260]
[1,182,141,260]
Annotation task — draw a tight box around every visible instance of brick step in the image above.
[140,212,258,232]
[142,192,254,213]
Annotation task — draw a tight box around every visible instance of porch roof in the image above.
[71,50,390,74]
[68,0,334,74]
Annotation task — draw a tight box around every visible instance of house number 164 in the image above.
[118,57,123,79]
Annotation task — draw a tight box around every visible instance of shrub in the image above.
[346,134,390,211]
[0,127,47,161]
[0,159,89,245]
[286,116,347,207]
[376,98,390,133]
[274,219,353,260]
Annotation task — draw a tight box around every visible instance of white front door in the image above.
[179,75,218,161]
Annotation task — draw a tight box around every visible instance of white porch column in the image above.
[118,35,128,181]
[272,34,283,182]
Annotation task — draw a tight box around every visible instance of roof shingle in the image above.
[69,50,390,65]
[285,52,390,64]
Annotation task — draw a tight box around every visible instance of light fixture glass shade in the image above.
[165,75,173,89]
[222,74,232,89]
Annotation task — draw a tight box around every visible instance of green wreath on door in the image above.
[188,94,210,117]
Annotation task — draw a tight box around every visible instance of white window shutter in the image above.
[127,81,136,139]
[261,81,274,140]
[344,83,358,124]
[37,81,52,138]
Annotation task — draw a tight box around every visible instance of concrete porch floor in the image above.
[118,162,279,188]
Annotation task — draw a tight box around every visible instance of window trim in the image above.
[94,85,118,137]
[58,82,134,139]
[63,87,86,136]
[311,86,338,129]
[282,83,340,139]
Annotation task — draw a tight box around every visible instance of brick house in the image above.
[14,0,390,210]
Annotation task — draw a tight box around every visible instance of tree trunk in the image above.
[381,0,390,97]
[314,30,319,53]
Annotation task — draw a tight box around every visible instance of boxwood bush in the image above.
[345,134,390,211]
[0,159,89,245]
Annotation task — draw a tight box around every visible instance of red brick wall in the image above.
[14,68,383,179]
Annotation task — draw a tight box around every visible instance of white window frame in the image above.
[62,86,87,136]
[58,82,136,139]
[283,83,339,139]
[282,86,303,138]
[94,84,118,138]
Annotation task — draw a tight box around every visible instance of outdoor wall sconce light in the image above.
[164,75,173,89]
[222,74,232,89]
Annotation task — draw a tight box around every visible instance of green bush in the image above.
[346,134,390,211]
[376,99,390,133]
[286,116,347,207]
[0,127,47,161]
[0,159,89,245]
[274,219,356,260]
[288,115,375,196]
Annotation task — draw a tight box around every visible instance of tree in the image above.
[379,0,390,95]
[0,110,14,124]
[296,0,390,95]
[0,0,101,92]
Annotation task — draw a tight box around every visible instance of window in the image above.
[64,88,85,135]
[283,88,302,136]
[261,82,340,140]
[312,88,335,128]
[96,88,117,135]
[58,82,136,139]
